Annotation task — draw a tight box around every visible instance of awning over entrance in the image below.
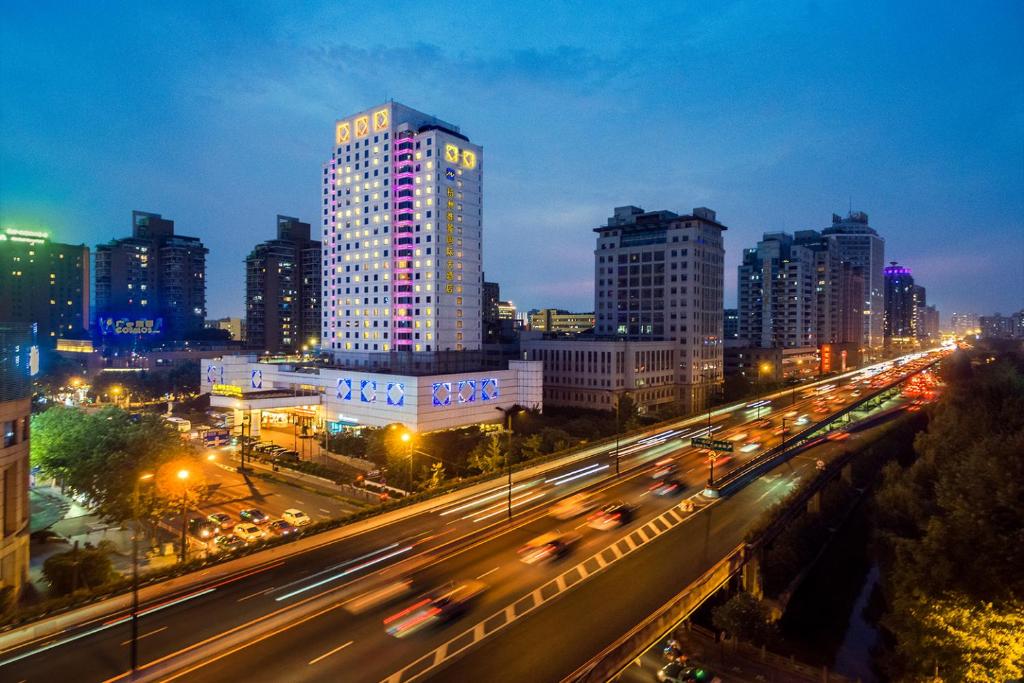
[209,389,322,411]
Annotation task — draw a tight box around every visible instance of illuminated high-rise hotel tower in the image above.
[321,102,483,361]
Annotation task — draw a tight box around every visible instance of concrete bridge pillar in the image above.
[842,463,853,484]
[807,490,822,514]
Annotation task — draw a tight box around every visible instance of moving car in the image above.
[282,508,311,527]
[651,460,678,479]
[345,578,415,614]
[267,519,298,537]
[233,523,265,543]
[587,502,638,530]
[549,492,601,520]
[240,508,269,525]
[518,531,581,565]
[187,518,217,540]
[649,479,685,496]
[383,580,488,638]
[207,512,235,531]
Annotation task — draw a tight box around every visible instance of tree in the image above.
[42,542,117,595]
[31,406,202,523]
[616,394,639,432]
[711,592,776,646]
[426,462,447,490]
[469,434,504,474]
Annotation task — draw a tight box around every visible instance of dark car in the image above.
[240,508,269,525]
[214,535,246,552]
[274,450,300,463]
[649,479,685,496]
[188,518,218,540]
[267,519,298,537]
[587,502,638,531]
[657,662,720,682]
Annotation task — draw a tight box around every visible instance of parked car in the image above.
[240,508,269,525]
[233,523,265,543]
[282,508,311,527]
[187,518,218,540]
[207,512,235,531]
[267,519,298,537]
[214,535,246,552]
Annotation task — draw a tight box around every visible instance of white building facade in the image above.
[202,356,542,433]
[321,102,483,361]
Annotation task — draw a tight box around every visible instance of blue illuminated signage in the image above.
[98,316,163,336]
[336,378,352,400]
[386,382,405,407]
[250,369,263,389]
[432,382,452,407]
[360,379,377,403]
[481,378,499,401]
[457,379,476,404]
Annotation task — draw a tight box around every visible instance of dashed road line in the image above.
[308,639,353,665]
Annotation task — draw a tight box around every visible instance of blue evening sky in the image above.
[2,2,1022,320]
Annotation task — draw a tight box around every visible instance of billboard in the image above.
[98,317,163,336]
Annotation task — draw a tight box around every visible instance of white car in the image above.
[233,523,265,543]
[282,508,312,527]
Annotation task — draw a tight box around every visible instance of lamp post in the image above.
[707,452,717,489]
[177,469,190,563]
[400,431,413,486]
[130,472,154,673]
[495,406,523,520]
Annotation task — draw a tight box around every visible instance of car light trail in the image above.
[471,492,547,523]
[437,483,535,516]
[275,545,413,601]
[547,463,610,486]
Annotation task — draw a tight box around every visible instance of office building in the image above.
[837,261,866,345]
[723,308,739,340]
[95,211,207,341]
[0,229,89,346]
[822,211,885,348]
[482,279,501,343]
[594,206,726,411]
[950,312,979,337]
[522,336,678,413]
[0,323,35,606]
[245,216,321,353]
[321,102,483,360]
[528,309,595,334]
[883,261,916,341]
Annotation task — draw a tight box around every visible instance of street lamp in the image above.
[495,406,524,520]
[177,469,190,563]
[400,431,413,485]
[130,472,154,673]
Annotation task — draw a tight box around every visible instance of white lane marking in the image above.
[475,566,500,580]
[308,640,353,665]
[119,626,167,646]
[237,586,276,603]
[319,508,331,514]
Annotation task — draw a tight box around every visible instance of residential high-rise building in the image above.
[917,305,940,341]
[0,323,34,606]
[980,313,1017,339]
[594,205,726,411]
[950,312,980,336]
[0,228,90,346]
[321,102,482,360]
[823,211,885,348]
[204,317,244,341]
[837,261,865,345]
[884,261,916,340]
[737,232,818,349]
[245,216,321,353]
[528,309,595,334]
[95,211,207,341]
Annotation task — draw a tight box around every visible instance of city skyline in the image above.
[2,3,1022,321]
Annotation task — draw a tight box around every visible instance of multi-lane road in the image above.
[0,350,945,683]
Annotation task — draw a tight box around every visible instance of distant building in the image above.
[528,309,595,334]
[723,308,739,340]
[95,211,208,341]
[205,317,244,341]
[917,305,940,341]
[980,313,1017,339]
[950,312,980,337]
[884,262,917,341]
[823,211,885,348]
[0,228,90,346]
[0,323,34,606]
[245,216,320,353]
[482,279,501,343]
[738,232,818,349]
[594,205,726,412]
